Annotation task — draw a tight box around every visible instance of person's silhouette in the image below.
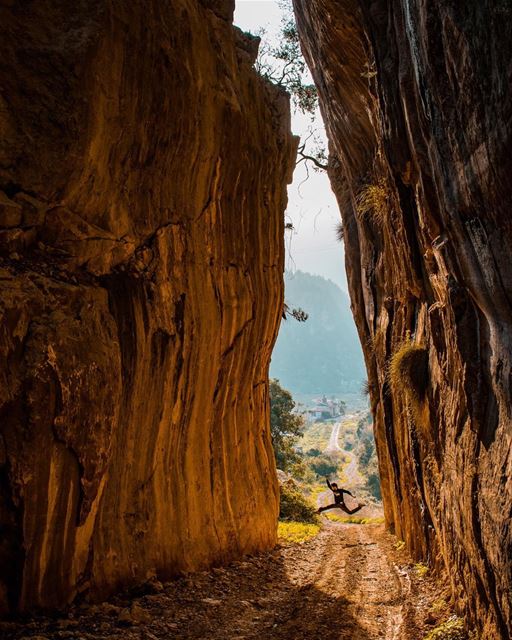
[317,477,366,514]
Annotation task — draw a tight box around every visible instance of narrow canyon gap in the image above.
[1,2,511,639]
[292,1,512,638]
[0,0,297,612]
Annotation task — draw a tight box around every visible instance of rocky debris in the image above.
[293,1,512,638]
[0,0,296,613]
[117,603,152,626]
[0,523,455,640]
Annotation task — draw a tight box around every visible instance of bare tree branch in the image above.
[296,148,329,171]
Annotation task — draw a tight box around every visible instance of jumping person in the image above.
[317,477,365,515]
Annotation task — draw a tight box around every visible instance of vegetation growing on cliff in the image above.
[389,340,429,422]
[253,1,328,172]
[423,616,466,640]
[335,221,344,242]
[355,179,391,224]
[255,0,317,115]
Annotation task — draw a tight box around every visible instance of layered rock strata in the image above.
[293,1,512,638]
[0,0,296,612]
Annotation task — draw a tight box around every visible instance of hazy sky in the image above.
[234,1,348,292]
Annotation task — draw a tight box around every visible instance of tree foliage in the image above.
[269,378,306,471]
[255,1,318,115]
[282,303,308,322]
[355,415,381,500]
[308,454,338,478]
[254,0,328,172]
[279,481,318,523]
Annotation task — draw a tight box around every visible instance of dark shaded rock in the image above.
[293,1,512,638]
[0,0,296,613]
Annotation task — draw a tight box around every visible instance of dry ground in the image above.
[2,520,450,640]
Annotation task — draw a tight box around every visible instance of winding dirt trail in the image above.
[3,521,436,640]
[325,416,366,491]
[326,420,344,453]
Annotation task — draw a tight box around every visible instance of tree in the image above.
[255,1,317,115]
[254,0,328,173]
[309,455,338,478]
[269,379,306,471]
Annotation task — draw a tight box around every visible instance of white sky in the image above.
[234,1,348,292]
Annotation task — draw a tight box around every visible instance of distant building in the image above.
[307,396,345,421]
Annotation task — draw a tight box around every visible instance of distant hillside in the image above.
[270,271,365,395]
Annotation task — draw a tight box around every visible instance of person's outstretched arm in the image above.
[342,489,354,498]
[326,477,333,490]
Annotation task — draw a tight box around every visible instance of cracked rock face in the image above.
[0,0,296,612]
[294,1,512,638]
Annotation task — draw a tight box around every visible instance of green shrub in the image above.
[414,562,429,578]
[309,454,338,477]
[424,616,466,640]
[367,472,382,500]
[279,481,318,524]
[270,379,306,472]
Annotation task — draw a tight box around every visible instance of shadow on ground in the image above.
[1,542,373,640]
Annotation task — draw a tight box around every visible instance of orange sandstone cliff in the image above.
[0,0,296,612]
[293,1,512,638]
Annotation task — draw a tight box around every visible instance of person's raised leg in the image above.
[340,503,365,515]
[317,503,338,513]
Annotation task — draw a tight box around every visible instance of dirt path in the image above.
[325,417,366,491]
[326,420,344,453]
[2,522,442,640]
[342,449,365,490]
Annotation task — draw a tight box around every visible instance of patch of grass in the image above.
[324,513,385,525]
[389,340,429,399]
[278,521,320,544]
[430,598,448,613]
[335,221,344,242]
[423,616,466,640]
[308,483,326,503]
[389,340,429,420]
[394,540,406,552]
[300,422,332,452]
[355,179,390,224]
[414,562,429,578]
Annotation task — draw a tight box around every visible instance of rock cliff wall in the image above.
[293,1,512,637]
[0,0,296,612]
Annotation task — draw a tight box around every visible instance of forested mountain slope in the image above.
[271,271,365,394]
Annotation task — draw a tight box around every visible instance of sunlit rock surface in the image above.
[0,0,296,612]
[293,1,512,638]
